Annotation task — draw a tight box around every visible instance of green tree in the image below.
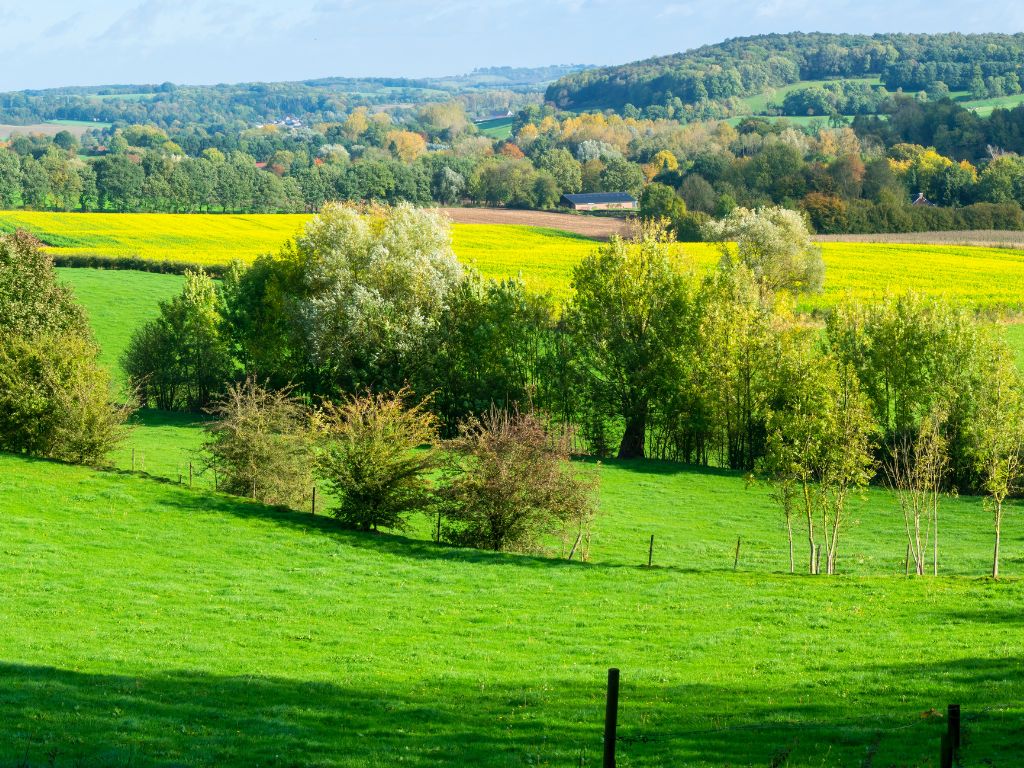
[566,223,694,458]
[970,330,1024,579]
[122,269,233,411]
[537,148,582,194]
[0,149,22,208]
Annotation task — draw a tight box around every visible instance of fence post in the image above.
[131,447,136,472]
[214,469,218,491]
[940,732,952,768]
[948,703,960,751]
[436,510,442,543]
[603,668,619,768]
[312,486,317,516]
[814,544,821,575]
[905,543,910,576]
[189,462,193,488]
[647,535,654,567]
[733,537,741,571]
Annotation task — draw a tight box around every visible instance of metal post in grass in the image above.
[948,703,960,751]
[647,535,654,567]
[940,732,952,768]
[733,537,741,571]
[603,668,619,768]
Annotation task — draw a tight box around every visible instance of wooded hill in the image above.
[546,32,1024,117]
[0,65,589,129]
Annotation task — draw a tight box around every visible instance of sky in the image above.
[2,0,1024,91]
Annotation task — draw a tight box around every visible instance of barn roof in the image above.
[562,192,637,204]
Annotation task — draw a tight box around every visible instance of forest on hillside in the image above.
[546,32,1024,117]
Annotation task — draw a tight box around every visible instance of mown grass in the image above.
[57,268,184,385]
[1,450,1023,767]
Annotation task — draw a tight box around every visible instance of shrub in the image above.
[316,389,440,531]
[440,408,598,554]
[0,333,132,465]
[204,378,313,507]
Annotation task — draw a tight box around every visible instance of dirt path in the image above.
[438,207,631,239]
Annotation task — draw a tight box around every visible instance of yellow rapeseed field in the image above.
[5,211,1024,310]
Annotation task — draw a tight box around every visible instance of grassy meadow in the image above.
[16,211,1024,310]
[3,447,1024,767]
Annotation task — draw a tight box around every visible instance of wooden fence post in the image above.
[940,732,952,768]
[311,486,317,516]
[647,535,654,567]
[905,543,910,576]
[603,668,619,768]
[188,462,193,488]
[436,510,442,543]
[131,447,135,472]
[733,537,741,571]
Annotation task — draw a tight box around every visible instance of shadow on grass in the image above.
[2,658,1018,767]
[575,454,744,479]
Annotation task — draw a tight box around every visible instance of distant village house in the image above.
[912,192,933,206]
[561,192,639,211]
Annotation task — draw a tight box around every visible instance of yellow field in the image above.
[5,211,1024,310]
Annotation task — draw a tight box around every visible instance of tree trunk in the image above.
[787,513,794,575]
[803,483,815,574]
[617,411,647,459]
[993,501,1002,580]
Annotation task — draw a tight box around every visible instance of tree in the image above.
[423,271,553,434]
[0,231,130,465]
[204,379,313,507]
[316,389,439,531]
[95,155,144,212]
[439,407,598,554]
[122,269,233,411]
[763,352,876,575]
[883,408,949,576]
[0,149,22,208]
[970,331,1024,579]
[0,230,88,339]
[536,148,582,194]
[567,222,694,458]
[640,183,687,224]
[253,202,463,395]
[704,206,824,296]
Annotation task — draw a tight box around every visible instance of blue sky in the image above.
[3,0,1023,90]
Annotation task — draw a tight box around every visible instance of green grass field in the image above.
[475,116,515,139]
[20,212,1024,310]
[2,444,1023,767]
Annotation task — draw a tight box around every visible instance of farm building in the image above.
[561,192,638,211]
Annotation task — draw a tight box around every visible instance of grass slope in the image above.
[1,452,1023,767]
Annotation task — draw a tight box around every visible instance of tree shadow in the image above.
[3,658,1018,767]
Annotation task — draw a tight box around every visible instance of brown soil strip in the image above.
[438,207,631,239]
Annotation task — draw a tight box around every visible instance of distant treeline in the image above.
[5,95,1024,236]
[0,65,589,129]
